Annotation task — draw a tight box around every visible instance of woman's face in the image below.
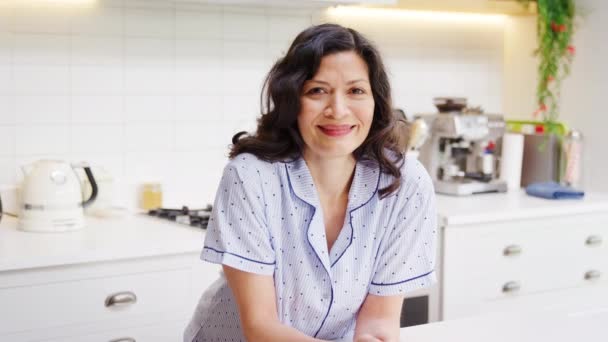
[298,51,375,160]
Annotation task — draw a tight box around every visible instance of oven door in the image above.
[400,282,441,327]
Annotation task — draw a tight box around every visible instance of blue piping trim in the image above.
[314,279,334,338]
[284,163,332,338]
[331,165,381,268]
[371,269,435,286]
[203,246,276,265]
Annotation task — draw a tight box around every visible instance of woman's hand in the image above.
[354,334,383,342]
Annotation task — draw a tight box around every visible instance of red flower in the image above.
[551,22,567,33]
[547,75,555,82]
[567,45,576,55]
[533,103,547,117]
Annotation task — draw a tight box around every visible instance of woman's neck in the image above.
[302,150,356,201]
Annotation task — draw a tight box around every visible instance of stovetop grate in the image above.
[147,205,212,229]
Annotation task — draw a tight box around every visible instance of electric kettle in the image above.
[18,160,97,233]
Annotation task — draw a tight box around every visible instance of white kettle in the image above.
[18,160,98,233]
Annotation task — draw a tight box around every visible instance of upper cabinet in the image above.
[372,0,536,15]
[175,0,534,15]
[175,0,398,7]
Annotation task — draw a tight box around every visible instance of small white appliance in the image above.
[18,160,97,233]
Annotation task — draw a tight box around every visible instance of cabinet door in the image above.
[442,213,608,320]
[39,321,185,342]
[0,268,189,335]
[560,219,608,287]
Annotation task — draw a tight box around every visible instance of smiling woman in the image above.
[229,23,402,197]
[298,52,375,160]
[184,24,438,342]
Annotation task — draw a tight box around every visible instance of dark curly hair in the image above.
[229,23,404,198]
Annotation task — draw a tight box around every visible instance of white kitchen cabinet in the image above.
[438,192,608,320]
[386,0,536,15]
[176,0,397,7]
[173,0,533,14]
[40,322,186,342]
[0,216,220,342]
[3,192,608,340]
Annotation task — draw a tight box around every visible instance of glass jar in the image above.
[140,182,162,210]
[560,130,583,189]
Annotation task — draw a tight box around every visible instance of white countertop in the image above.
[2,190,608,273]
[436,190,608,226]
[0,214,205,272]
[399,305,608,341]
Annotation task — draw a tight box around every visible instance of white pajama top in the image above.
[184,153,437,341]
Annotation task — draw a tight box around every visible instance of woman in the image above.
[185,23,437,342]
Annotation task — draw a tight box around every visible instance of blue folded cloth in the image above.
[525,181,585,200]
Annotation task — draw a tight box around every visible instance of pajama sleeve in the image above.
[369,159,438,296]
[201,157,276,276]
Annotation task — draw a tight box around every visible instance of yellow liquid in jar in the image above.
[141,184,162,210]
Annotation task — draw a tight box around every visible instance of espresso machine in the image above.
[417,98,508,196]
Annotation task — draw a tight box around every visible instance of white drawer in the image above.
[449,282,608,320]
[562,222,608,286]
[0,268,189,335]
[39,321,185,342]
[442,213,608,319]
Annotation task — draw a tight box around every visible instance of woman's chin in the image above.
[305,145,360,160]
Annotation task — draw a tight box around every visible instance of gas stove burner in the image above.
[148,205,212,229]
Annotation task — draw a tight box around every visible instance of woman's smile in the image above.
[317,124,356,137]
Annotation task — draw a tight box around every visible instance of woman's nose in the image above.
[323,93,350,119]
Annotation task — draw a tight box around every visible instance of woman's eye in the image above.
[307,87,326,95]
[351,88,366,95]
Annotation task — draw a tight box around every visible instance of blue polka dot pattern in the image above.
[184,153,437,341]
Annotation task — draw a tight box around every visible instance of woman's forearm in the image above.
[243,319,329,342]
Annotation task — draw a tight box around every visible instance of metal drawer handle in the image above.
[584,270,601,281]
[503,245,522,257]
[109,338,135,342]
[585,235,603,247]
[105,291,137,308]
[502,281,521,293]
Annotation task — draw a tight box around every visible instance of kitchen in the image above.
[1,0,607,341]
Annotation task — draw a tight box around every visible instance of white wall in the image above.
[502,15,537,120]
[561,0,608,191]
[0,1,507,209]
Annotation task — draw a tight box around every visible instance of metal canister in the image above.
[561,129,583,189]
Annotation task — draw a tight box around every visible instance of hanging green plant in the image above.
[518,0,577,135]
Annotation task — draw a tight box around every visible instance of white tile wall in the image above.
[0,126,15,156]
[71,95,124,123]
[0,1,506,209]
[15,95,70,124]
[14,65,70,94]
[71,124,124,154]
[15,125,70,155]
